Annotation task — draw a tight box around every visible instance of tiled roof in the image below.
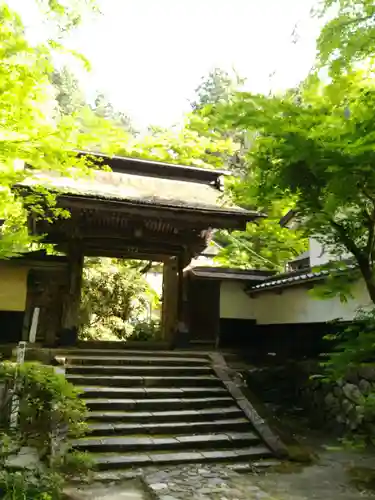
[21,169,260,216]
[248,263,357,293]
[186,266,275,281]
[20,152,261,219]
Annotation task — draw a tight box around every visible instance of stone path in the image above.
[66,466,273,500]
[143,464,272,500]
[68,444,375,500]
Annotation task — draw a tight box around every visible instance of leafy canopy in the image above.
[0,3,127,258]
[80,258,160,341]
[317,0,375,72]
[120,124,237,170]
[215,198,306,271]
[213,67,375,300]
[189,69,307,270]
[191,67,244,111]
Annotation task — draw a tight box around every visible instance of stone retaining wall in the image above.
[303,366,375,434]
[246,361,375,437]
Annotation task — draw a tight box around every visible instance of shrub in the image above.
[0,362,91,498]
[0,362,87,458]
[127,319,161,341]
[320,308,375,445]
[0,468,63,500]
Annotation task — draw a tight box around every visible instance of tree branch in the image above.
[140,261,154,274]
[328,217,363,261]
[332,13,375,31]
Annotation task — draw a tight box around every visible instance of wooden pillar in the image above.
[61,244,84,339]
[161,257,178,342]
[177,254,184,322]
[177,250,192,325]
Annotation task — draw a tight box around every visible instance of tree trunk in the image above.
[358,259,375,305]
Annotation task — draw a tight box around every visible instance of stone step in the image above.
[93,446,272,470]
[65,355,210,366]
[87,406,244,423]
[83,397,234,412]
[78,386,227,399]
[75,341,171,350]
[73,431,261,453]
[87,417,251,436]
[56,349,210,359]
[66,364,212,376]
[66,374,221,388]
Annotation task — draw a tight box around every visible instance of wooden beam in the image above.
[74,150,230,184]
[43,227,207,247]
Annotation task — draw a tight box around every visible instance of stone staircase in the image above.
[61,349,277,471]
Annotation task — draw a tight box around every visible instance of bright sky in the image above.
[14,0,323,128]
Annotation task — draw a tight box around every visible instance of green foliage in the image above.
[92,93,136,134]
[35,0,99,32]
[212,68,375,300]
[187,68,307,270]
[0,362,87,455]
[191,67,244,110]
[0,468,62,500]
[80,258,159,341]
[51,66,136,135]
[53,450,93,477]
[310,263,360,303]
[0,3,127,259]
[189,69,250,175]
[321,309,375,377]
[127,319,161,342]
[215,191,307,270]
[0,361,90,499]
[316,0,375,72]
[51,67,86,116]
[120,125,237,170]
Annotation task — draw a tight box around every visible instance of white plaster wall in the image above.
[190,255,215,267]
[220,281,256,319]
[243,279,370,324]
[219,276,372,324]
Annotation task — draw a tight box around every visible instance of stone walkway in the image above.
[68,446,375,500]
[67,428,375,500]
[143,464,271,500]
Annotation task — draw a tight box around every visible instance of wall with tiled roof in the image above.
[220,277,371,325]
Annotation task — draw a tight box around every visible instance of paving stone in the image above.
[149,483,168,491]
[145,464,268,500]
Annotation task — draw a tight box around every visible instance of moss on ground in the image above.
[347,466,375,492]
